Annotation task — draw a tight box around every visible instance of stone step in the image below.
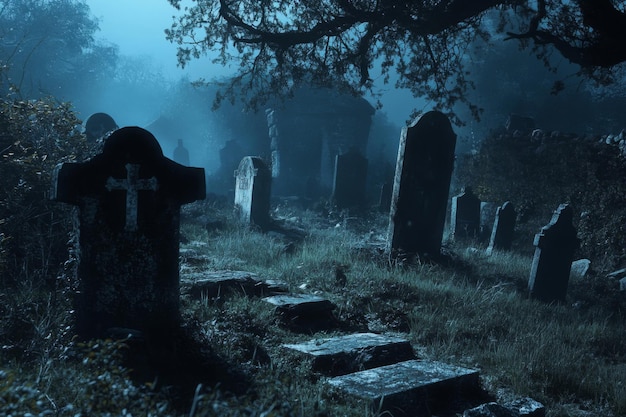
[263,294,337,331]
[180,270,288,300]
[327,359,480,416]
[283,332,415,376]
[263,294,335,316]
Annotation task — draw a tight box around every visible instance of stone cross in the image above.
[105,163,158,232]
[528,204,579,303]
[332,148,368,209]
[387,111,456,257]
[234,156,272,229]
[486,201,516,255]
[450,187,481,240]
[51,127,205,339]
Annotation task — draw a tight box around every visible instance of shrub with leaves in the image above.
[456,131,626,270]
[0,97,89,286]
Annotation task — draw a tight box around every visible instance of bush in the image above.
[456,131,626,271]
[0,97,89,286]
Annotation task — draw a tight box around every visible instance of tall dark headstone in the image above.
[387,111,456,256]
[234,156,272,229]
[450,187,481,240]
[486,201,516,255]
[332,148,368,209]
[51,127,206,339]
[528,204,579,303]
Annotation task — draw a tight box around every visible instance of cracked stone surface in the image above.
[283,333,415,375]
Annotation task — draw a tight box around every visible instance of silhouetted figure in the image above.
[173,138,190,166]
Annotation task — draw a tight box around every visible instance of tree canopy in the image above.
[0,0,117,100]
[165,0,626,122]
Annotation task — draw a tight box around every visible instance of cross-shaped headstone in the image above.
[234,156,272,229]
[51,126,205,339]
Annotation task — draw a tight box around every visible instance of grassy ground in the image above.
[1,200,625,416]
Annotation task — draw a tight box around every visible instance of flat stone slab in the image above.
[180,270,288,299]
[283,333,415,376]
[263,294,336,316]
[328,359,480,415]
[464,398,545,417]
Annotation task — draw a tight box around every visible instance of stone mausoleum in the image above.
[264,87,375,198]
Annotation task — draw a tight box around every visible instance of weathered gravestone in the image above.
[451,187,481,240]
[387,111,456,256]
[480,201,499,240]
[528,204,579,303]
[332,148,368,209]
[51,126,206,339]
[234,156,272,229]
[486,201,516,255]
[84,112,118,142]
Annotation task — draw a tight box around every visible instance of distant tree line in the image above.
[0,0,118,100]
[165,0,626,124]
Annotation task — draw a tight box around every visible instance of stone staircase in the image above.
[281,330,481,416]
[180,266,545,416]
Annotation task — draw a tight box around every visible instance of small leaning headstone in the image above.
[387,111,456,257]
[486,201,516,255]
[234,156,272,229]
[528,204,579,303]
[378,181,392,212]
[51,127,206,339]
[451,187,481,240]
[569,259,591,280]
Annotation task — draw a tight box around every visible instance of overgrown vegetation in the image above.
[1,99,625,416]
[456,130,626,270]
[0,97,89,287]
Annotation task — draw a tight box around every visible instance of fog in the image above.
[70,0,418,177]
[4,1,625,180]
[89,0,417,122]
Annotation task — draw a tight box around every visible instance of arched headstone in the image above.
[84,112,118,142]
[387,111,456,257]
[234,156,272,229]
[51,127,206,338]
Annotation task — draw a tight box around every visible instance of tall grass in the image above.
[1,206,624,416]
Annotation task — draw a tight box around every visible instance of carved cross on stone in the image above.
[105,163,158,231]
[51,127,205,339]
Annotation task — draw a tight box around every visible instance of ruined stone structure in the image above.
[265,87,375,197]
